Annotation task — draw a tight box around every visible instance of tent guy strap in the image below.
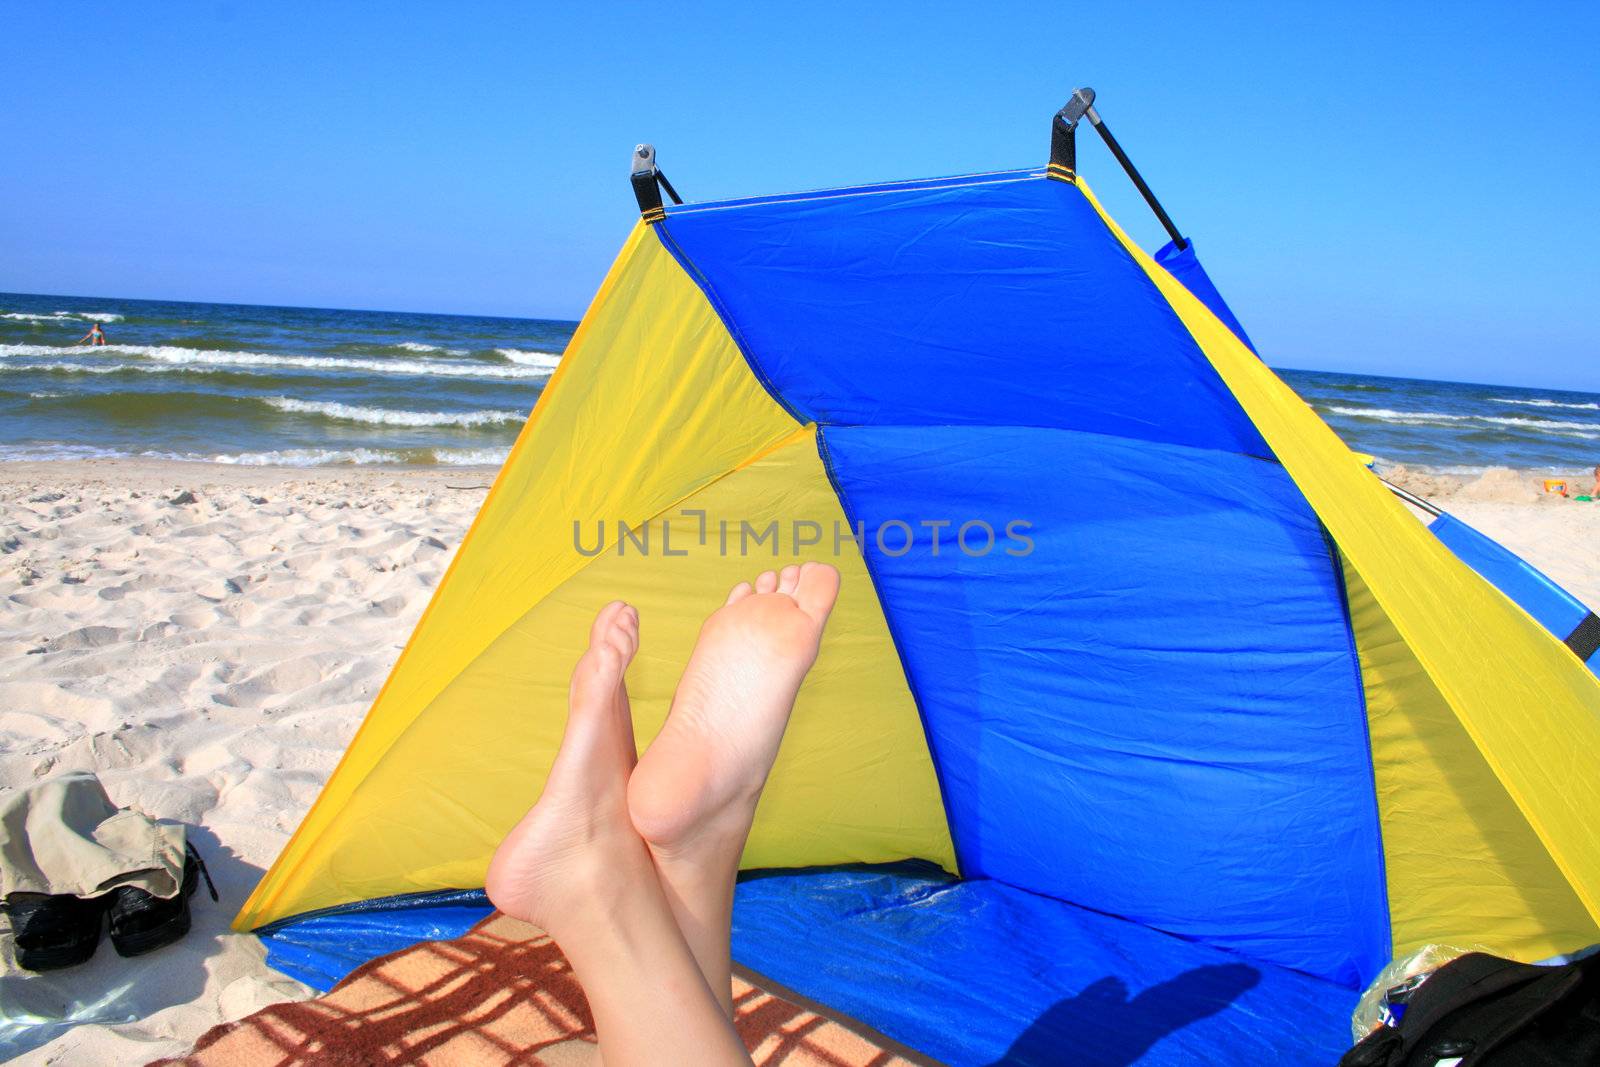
[1054,87,1189,251]
[628,87,1186,248]
[629,143,682,223]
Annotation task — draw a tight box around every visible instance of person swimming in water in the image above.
[76,322,108,346]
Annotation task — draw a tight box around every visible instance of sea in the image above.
[3,292,1598,474]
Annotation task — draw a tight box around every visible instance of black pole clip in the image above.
[1058,87,1188,251]
[1049,87,1095,183]
[630,143,683,224]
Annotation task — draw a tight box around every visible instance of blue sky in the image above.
[4,3,1597,389]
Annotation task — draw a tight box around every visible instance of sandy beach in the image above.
[3,458,1598,1065]
[1,461,489,1064]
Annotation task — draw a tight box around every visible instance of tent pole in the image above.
[1059,88,1188,252]
[1380,476,1444,518]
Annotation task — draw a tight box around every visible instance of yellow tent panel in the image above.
[1342,555,1598,960]
[1082,179,1600,934]
[236,230,951,930]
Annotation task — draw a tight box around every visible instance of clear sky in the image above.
[4,3,1597,389]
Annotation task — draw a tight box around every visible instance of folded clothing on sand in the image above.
[1,771,186,901]
[153,911,933,1066]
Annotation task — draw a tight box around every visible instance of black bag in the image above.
[1339,951,1600,1066]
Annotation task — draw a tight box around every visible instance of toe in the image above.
[610,606,640,658]
[794,563,841,623]
[726,581,754,606]
[590,600,628,649]
[755,570,779,594]
[777,564,802,595]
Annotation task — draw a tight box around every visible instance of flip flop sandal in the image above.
[3,891,108,971]
[107,844,219,958]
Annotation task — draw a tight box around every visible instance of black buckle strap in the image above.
[630,143,683,223]
[1048,87,1095,183]
[1048,113,1076,183]
[1564,612,1600,662]
[188,843,219,902]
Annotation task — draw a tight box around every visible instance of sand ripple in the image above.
[0,460,484,1064]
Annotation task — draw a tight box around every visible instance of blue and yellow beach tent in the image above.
[241,108,1600,1063]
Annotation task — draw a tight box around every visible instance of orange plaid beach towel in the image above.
[152,912,933,1066]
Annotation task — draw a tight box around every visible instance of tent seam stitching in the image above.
[652,221,806,427]
[812,425,964,879]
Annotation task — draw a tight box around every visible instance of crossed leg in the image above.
[628,562,841,1015]
[486,564,841,1061]
[485,600,747,1066]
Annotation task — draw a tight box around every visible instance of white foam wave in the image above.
[0,343,551,380]
[264,397,524,428]
[496,348,563,370]
[1,311,122,323]
[1491,397,1600,411]
[0,443,137,462]
[0,361,216,376]
[209,446,509,467]
[0,442,511,467]
[1479,414,1600,433]
[1326,406,1471,425]
[1326,405,1600,438]
[390,342,467,355]
[27,391,65,398]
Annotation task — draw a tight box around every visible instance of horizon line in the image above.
[3,289,1595,398]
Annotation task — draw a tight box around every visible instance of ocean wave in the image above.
[392,341,468,355]
[0,361,218,376]
[0,442,510,466]
[209,446,510,467]
[1479,415,1600,433]
[496,347,563,370]
[1491,397,1600,411]
[0,343,554,380]
[1326,406,1471,425]
[0,443,139,462]
[263,396,524,428]
[1,311,123,323]
[1326,405,1600,438]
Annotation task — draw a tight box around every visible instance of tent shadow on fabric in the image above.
[990,964,1261,1067]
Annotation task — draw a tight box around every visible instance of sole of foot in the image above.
[627,562,840,858]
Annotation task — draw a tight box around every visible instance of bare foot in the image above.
[627,562,841,1012]
[486,601,751,1066]
[485,599,644,937]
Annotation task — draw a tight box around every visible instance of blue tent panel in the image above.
[1429,513,1600,674]
[732,864,1357,1065]
[1154,239,1257,353]
[259,891,493,991]
[818,423,1387,986]
[658,174,1272,458]
[259,870,1358,1064]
